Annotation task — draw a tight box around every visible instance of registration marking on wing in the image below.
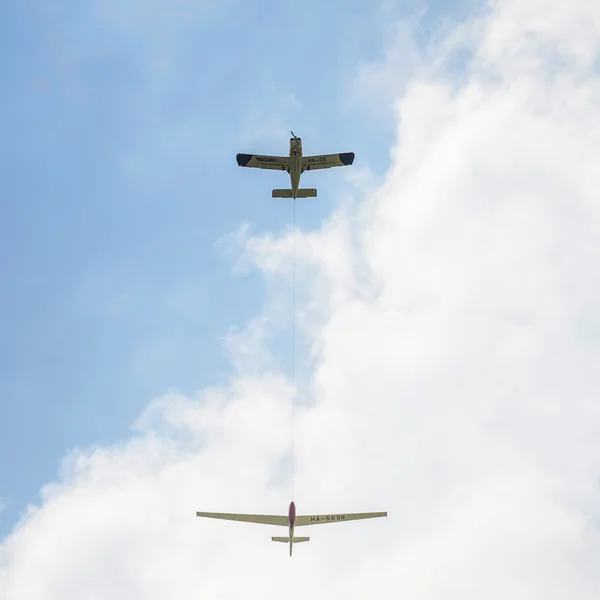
[310,515,346,522]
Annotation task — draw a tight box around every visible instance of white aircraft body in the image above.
[236,132,355,199]
[196,501,387,557]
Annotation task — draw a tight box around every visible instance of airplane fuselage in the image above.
[288,136,303,198]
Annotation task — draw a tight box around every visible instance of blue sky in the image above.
[0,0,462,535]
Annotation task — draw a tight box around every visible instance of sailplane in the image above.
[196,501,387,556]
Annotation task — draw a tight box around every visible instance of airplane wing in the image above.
[196,511,288,526]
[295,511,387,526]
[236,153,289,171]
[302,152,355,171]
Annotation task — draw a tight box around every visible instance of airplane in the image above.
[235,132,355,199]
[196,500,387,557]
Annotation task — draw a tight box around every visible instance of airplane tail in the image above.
[272,188,317,198]
[271,536,310,543]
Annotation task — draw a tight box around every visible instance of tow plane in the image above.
[196,501,386,557]
[236,132,355,199]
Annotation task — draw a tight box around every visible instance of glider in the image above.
[196,501,386,556]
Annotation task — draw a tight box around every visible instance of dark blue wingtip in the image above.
[339,152,355,166]
[236,153,253,167]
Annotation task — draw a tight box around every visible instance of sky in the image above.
[0,0,411,527]
[1,0,600,598]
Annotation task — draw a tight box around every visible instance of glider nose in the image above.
[288,501,296,524]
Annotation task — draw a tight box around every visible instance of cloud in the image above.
[2,0,600,598]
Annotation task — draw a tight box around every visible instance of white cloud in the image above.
[3,0,600,598]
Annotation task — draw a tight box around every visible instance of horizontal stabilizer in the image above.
[296,188,317,198]
[271,536,310,543]
[272,188,317,198]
